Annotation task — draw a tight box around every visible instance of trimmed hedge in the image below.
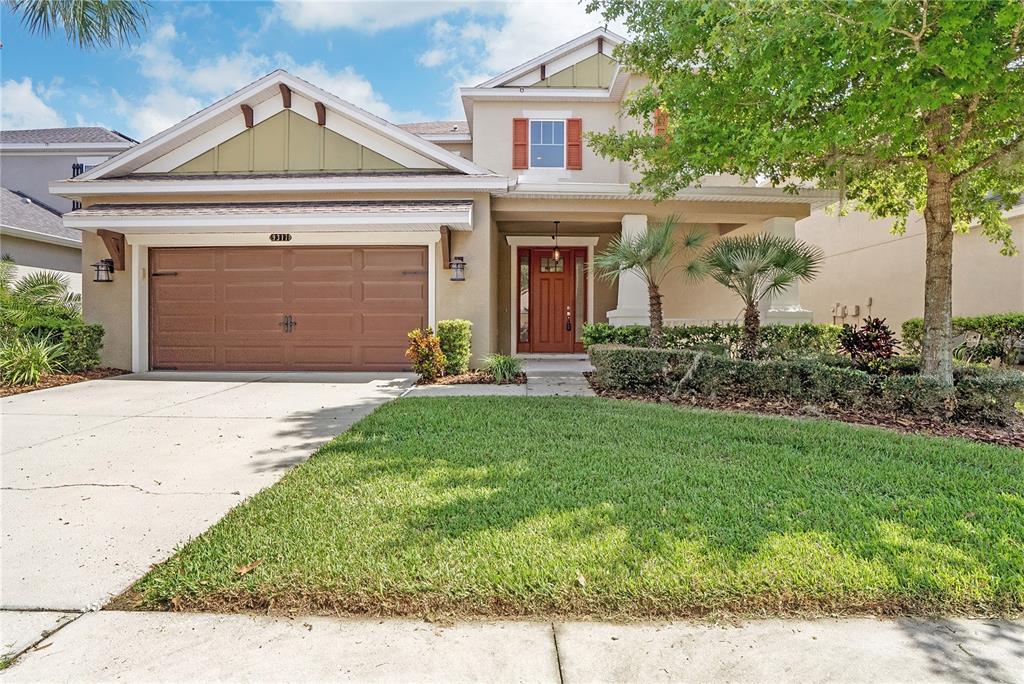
[57,324,104,372]
[902,313,1024,364]
[437,319,472,375]
[589,345,1024,424]
[582,322,841,357]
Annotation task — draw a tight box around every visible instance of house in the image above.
[797,204,1024,330]
[1,127,136,290]
[51,29,833,373]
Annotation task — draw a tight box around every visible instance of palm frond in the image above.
[594,214,706,288]
[6,0,149,48]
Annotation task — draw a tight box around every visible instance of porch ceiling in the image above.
[491,196,812,224]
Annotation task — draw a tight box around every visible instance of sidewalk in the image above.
[3,611,1022,682]
[406,355,595,398]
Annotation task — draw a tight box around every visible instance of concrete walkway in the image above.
[3,611,1021,682]
[1,372,412,614]
[406,355,595,398]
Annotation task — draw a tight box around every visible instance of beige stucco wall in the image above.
[81,231,133,369]
[0,234,81,273]
[797,208,1024,330]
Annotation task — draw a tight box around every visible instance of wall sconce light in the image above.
[450,257,466,282]
[92,258,114,283]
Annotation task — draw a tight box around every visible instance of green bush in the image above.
[589,345,1024,424]
[405,328,446,382]
[484,354,522,384]
[0,336,65,386]
[582,322,841,357]
[436,319,472,376]
[902,313,1024,364]
[57,324,104,372]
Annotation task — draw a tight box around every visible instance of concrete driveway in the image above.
[1,371,412,612]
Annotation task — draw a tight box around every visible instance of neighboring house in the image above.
[52,29,833,372]
[0,187,83,292]
[0,127,137,291]
[798,204,1024,330]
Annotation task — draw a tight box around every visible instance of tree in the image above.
[594,216,705,347]
[587,0,1024,386]
[690,233,823,359]
[4,0,149,49]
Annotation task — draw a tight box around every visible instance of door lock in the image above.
[565,305,572,332]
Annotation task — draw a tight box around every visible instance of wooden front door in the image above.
[523,248,583,353]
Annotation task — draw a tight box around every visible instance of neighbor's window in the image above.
[530,120,564,168]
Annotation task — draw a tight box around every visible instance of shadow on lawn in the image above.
[320,397,1023,610]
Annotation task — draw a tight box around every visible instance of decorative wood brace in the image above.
[314,101,326,126]
[96,229,126,271]
[440,225,452,269]
[240,104,254,128]
[279,83,292,108]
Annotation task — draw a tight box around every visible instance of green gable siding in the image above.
[531,53,618,89]
[170,110,406,174]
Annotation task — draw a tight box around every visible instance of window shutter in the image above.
[653,108,669,138]
[512,118,529,169]
[566,118,583,170]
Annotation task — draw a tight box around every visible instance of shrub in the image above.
[838,317,900,372]
[484,354,522,384]
[902,313,1024,364]
[589,345,1024,424]
[405,328,445,382]
[582,322,841,357]
[56,324,104,372]
[436,319,472,376]
[0,336,65,386]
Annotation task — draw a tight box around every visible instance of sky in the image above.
[0,0,623,141]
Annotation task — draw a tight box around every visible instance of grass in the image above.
[129,396,1024,618]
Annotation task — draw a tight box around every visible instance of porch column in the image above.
[762,216,814,324]
[607,214,651,326]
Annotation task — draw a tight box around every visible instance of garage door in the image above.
[149,246,427,371]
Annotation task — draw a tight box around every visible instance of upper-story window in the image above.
[529,120,565,168]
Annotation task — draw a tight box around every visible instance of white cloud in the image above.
[112,86,203,139]
[275,0,474,33]
[418,47,454,68]
[1,78,66,130]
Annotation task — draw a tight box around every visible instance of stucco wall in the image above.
[1,154,81,212]
[1,233,81,272]
[797,209,1024,330]
[81,231,133,369]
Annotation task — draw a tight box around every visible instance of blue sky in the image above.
[1,0,621,140]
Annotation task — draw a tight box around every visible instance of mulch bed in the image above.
[418,371,527,386]
[585,374,1024,449]
[0,368,129,397]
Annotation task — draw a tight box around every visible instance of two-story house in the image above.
[51,28,833,372]
[1,127,136,291]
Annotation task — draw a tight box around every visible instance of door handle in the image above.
[565,305,572,332]
[279,314,297,333]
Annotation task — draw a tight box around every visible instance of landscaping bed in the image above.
[0,367,127,397]
[419,370,526,386]
[121,397,1023,620]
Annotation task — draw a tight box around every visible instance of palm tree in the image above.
[594,216,706,348]
[690,233,823,360]
[0,257,82,336]
[5,0,149,49]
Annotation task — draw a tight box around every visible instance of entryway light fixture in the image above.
[450,256,466,282]
[92,258,114,283]
[552,220,561,262]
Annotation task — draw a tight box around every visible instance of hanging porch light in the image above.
[552,220,561,262]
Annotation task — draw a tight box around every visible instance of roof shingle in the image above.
[0,127,136,145]
[0,188,80,243]
[398,121,469,136]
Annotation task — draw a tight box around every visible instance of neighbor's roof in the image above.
[0,127,136,145]
[0,187,81,245]
[398,121,469,136]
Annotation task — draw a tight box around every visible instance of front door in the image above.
[519,247,584,353]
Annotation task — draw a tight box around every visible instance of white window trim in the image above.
[127,231,439,373]
[528,118,567,170]
[505,235,599,355]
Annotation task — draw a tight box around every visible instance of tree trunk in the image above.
[648,285,664,348]
[741,302,760,360]
[921,167,955,387]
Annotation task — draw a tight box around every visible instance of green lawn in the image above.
[131,397,1024,618]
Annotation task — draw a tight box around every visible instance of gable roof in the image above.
[0,127,136,145]
[476,27,626,88]
[75,70,492,181]
[399,121,468,136]
[0,187,81,246]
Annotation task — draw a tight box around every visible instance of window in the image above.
[529,120,565,168]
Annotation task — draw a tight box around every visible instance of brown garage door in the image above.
[149,246,427,371]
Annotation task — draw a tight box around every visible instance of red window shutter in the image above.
[653,108,669,138]
[512,118,529,169]
[566,118,583,170]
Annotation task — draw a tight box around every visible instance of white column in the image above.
[763,216,813,324]
[607,214,651,326]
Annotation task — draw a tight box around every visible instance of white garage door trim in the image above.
[126,231,440,373]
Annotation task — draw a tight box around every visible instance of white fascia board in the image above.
[0,223,82,248]
[0,142,133,155]
[126,231,444,247]
[64,211,473,232]
[508,182,838,206]
[460,87,615,102]
[50,175,508,197]
[419,133,473,143]
[477,28,626,88]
